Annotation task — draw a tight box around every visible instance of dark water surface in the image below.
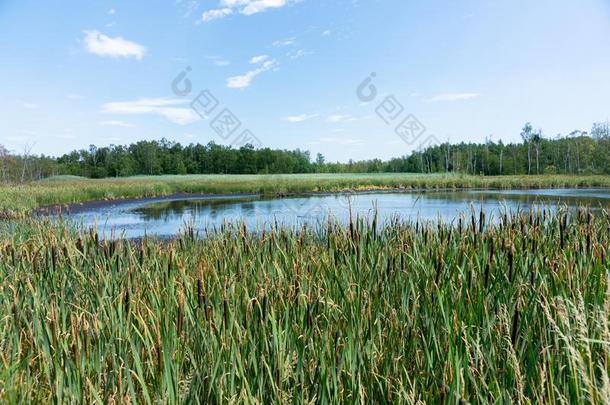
[49,188,610,239]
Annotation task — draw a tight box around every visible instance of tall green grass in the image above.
[1,208,609,402]
[2,173,610,219]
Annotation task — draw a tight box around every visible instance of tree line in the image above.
[1,121,609,182]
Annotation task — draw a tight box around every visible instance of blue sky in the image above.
[1,0,609,162]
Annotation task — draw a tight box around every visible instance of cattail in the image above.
[123,288,130,315]
[83,319,89,356]
[177,287,184,335]
[508,244,514,282]
[559,216,565,249]
[372,207,378,239]
[51,245,57,272]
[197,279,203,309]
[467,261,472,290]
[307,302,312,328]
[156,328,162,378]
[167,249,174,277]
[471,211,477,234]
[223,296,229,328]
[435,251,442,284]
[484,263,490,288]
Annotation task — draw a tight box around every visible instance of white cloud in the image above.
[100,120,136,128]
[326,114,356,123]
[240,0,287,15]
[108,8,116,15]
[22,102,38,109]
[200,0,291,22]
[287,49,310,59]
[283,113,318,123]
[321,30,331,37]
[102,98,199,125]
[273,37,296,47]
[428,93,481,102]
[201,8,233,22]
[83,30,146,60]
[249,54,269,64]
[177,0,201,18]
[226,59,278,89]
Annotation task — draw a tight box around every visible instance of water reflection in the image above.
[58,189,610,239]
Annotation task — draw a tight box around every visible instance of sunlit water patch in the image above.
[49,188,610,238]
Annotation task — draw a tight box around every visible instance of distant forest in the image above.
[1,121,609,182]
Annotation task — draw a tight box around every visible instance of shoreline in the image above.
[31,184,610,218]
[3,173,610,220]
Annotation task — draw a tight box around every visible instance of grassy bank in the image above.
[1,210,609,402]
[2,173,610,219]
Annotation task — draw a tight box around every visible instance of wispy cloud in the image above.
[83,30,146,60]
[249,54,269,64]
[22,102,38,109]
[326,114,356,123]
[283,113,318,123]
[200,8,233,22]
[100,120,136,128]
[206,55,230,66]
[201,0,292,22]
[102,98,198,125]
[287,49,310,59]
[428,92,481,102]
[273,37,296,47]
[108,8,116,15]
[226,58,278,89]
[176,0,201,18]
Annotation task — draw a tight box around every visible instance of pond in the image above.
[50,188,610,239]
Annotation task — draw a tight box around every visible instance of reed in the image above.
[1,208,609,403]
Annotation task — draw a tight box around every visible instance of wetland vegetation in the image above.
[1,208,610,402]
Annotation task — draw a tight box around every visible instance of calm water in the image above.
[52,188,610,239]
